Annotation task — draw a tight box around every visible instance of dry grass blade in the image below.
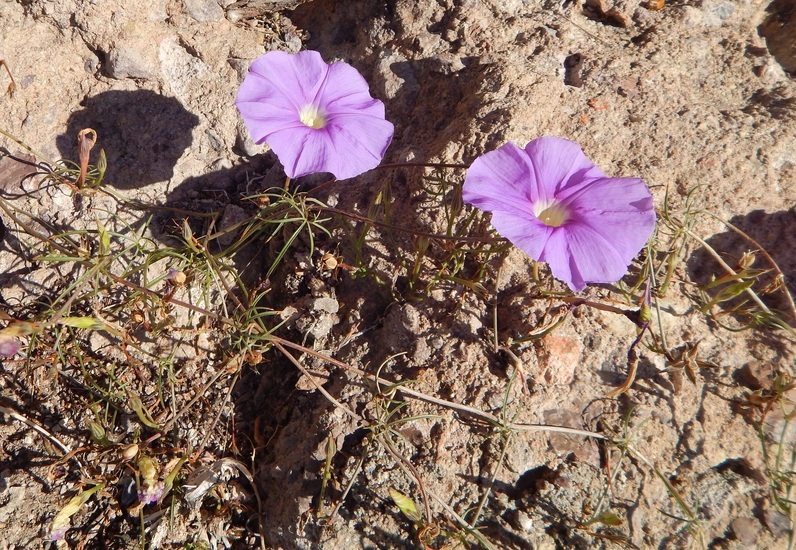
[0,404,71,454]
[0,60,16,96]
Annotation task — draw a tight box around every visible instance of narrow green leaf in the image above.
[127,392,161,430]
[162,456,188,499]
[59,316,104,330]
[96,219,110,255]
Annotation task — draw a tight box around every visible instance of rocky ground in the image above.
[1,0,795,548]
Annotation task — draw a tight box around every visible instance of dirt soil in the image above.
[1,0,796,549]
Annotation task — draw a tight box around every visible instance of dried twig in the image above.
[0,404,71,454]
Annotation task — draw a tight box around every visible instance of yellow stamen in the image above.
[534,201,570,227]
[299,104,327,129]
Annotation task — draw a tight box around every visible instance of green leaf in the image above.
[162,456,188,499]
[95,149,107,186]
[88,420,110,446]
[96,219,110,255]
[0,321,41,337]
[127,392,161,430]
[592,511,624,526]
[389,488,423,523]
[50,484,104,537]
[59,316,104,330]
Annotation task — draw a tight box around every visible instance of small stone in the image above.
[678,6,703,26]
[184,0,224,22]
[537,334,581,386]
[543,409,596,461]
[311,297,339,314]
[735,361,774,390]
[605,7,632,27]
[236,120,261,157]
[584,0,608,16]
[759,0,796,73]
[763,508,790,539]
[731,517,760,546]
[105,29,160,80]
[714,2,734,21]
[453,310,483,341]
[509,510,534,533]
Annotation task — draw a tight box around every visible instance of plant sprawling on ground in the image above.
[0,44,794,550]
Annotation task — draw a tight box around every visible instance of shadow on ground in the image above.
[687,208,796,322]
[55,90,200,190]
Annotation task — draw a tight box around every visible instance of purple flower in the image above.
[49,525,68,542]
[0,334,20,357]
[138,481,165,505]
[235,50,394,180]
[463,137,656,291]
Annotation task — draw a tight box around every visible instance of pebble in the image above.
[731,517,760,547]
[106,42,159,80]
[236,120,261,157]
[311,297,339,314]
[509,509,534,533]
[183,0,224,22]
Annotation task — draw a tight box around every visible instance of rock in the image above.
[159,36,210,100]
[731,517,760,546]
[184,0,224,22]
[105,35,160,80]
[236,120,261,157]
[763,508,790,539]
[508,509,534,533]
[310,297,339,314]
[536,332,581,386]
[735,361,775,390]
[453,309,483,341]
[542,409,597,462]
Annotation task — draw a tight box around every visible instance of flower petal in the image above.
[266,116,393,180]
[324,114,394,179]
[489,209,554,262]
[266,126,331,178]
[236,93,305,145]
[523,137,605,199]
[462,142,538,216]
[245,50,328,107]
[318,62,385,117]
[0,336,20,357]
[542,223,630,291]
[463,137,656,292]
[565,177,657,265]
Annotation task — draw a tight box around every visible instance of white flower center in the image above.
[299,104,327,129]
[534,200,570,227]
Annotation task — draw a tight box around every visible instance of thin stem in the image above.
[704,211,796,323]
[0,405,71,454]
[273,341,363,423]
[318,205,505,244]
[685,229,774,317]
[269,335,607,440]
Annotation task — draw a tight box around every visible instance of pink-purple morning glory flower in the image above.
[463,137,656,291]
[235,50,394,180]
